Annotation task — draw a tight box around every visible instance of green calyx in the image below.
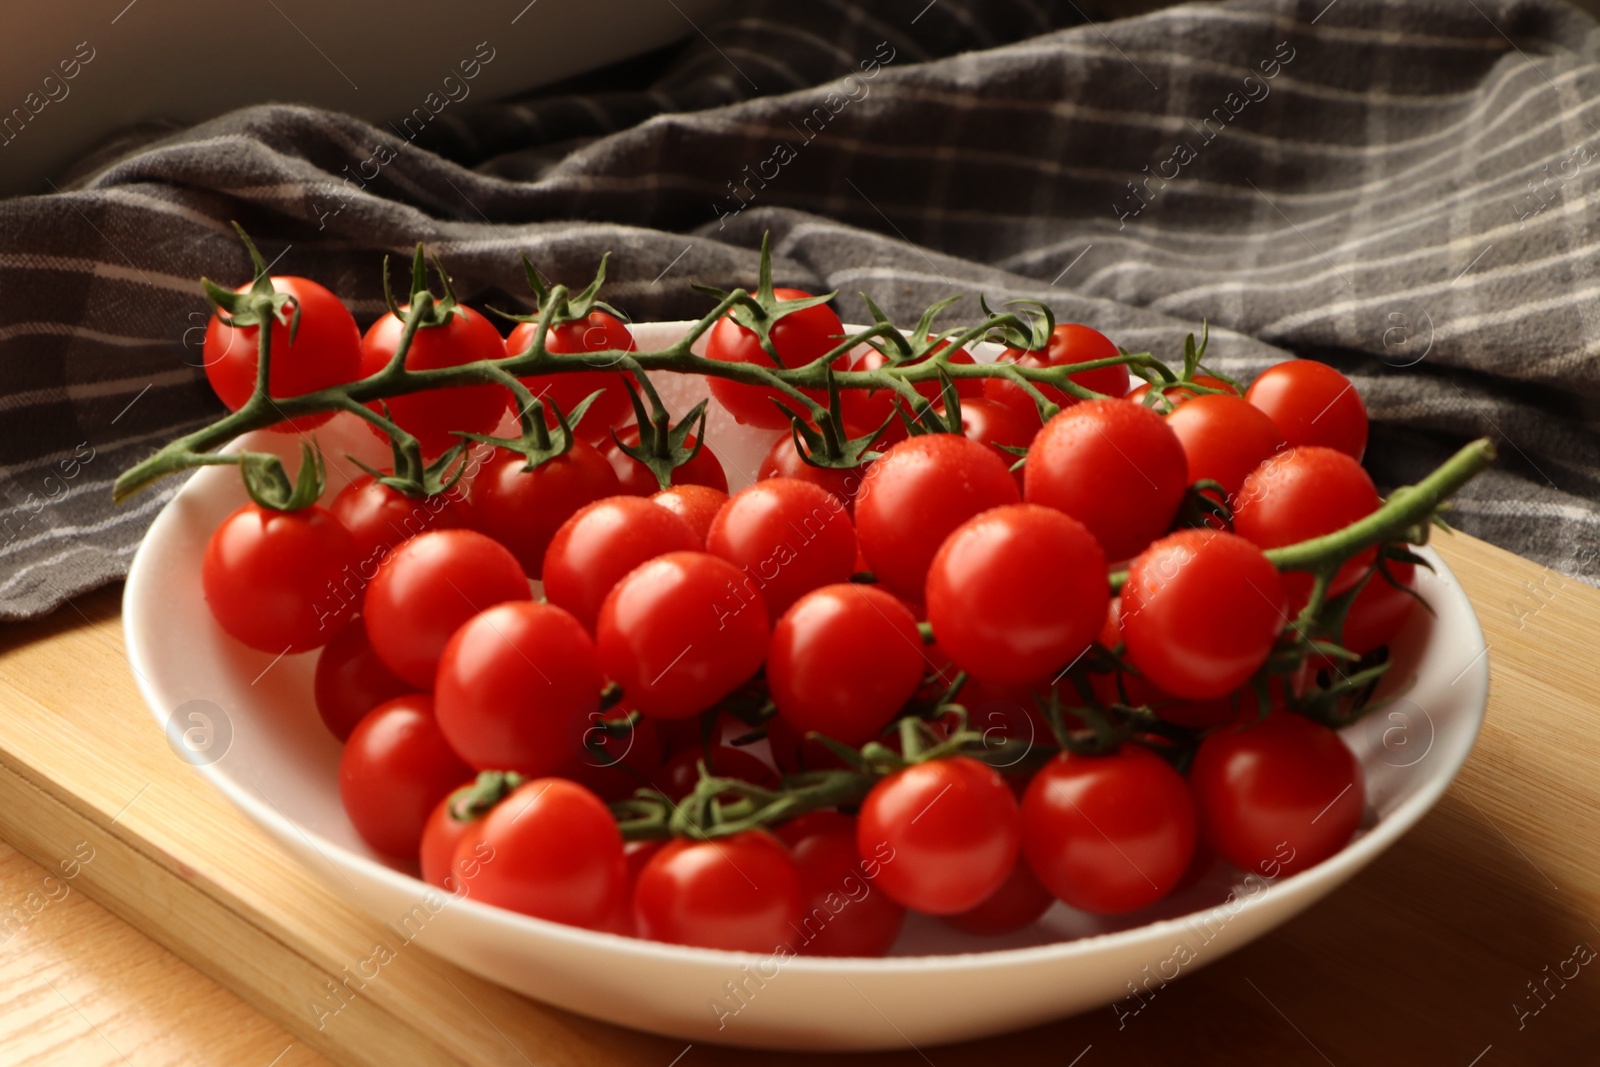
[240,442,325,511]
[447,770,526,823]
[693,232,840,369]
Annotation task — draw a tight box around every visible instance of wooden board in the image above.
[2,531,1600,1066]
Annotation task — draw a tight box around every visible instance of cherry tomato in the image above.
[766,714,854,775]
[942,859,1055,935]
[329,473,467,571]
[937,396,1035,486]
[603,425,729,495]
[650,484,730,546]
[1245,360,1368,460]
[840,338,982,430]
[984,323,1129,427]
[203,276,363,433]
[339,694,472,860]
[706,289,847,429]
[508,309,636,441]
[1338,559,1417,656]
[434,601,603,775]
[603,839,666,936]
[857,757,1021,914]
[633,831,804,951]
[926,504,1109,685]
[1024,399,1188,563]
[469,443,621,577]
[419,778,493,890]
[854,434,1021,600]
[313,619,414,742]
[757,428,870,512]
[652,744,780,801]
[1127,374,1239,413]
[359,304,510,458]
[1021,746,1197,914]
[596,551,769,718]
[1164,393,1285,500]
[363,530,531,688]
[706,479,857,622]
[1120,529,1285,700]
[1233,446,1380,611]
[542,496,701,632]
[958,676,1052,755]
[777,812,906,956]
[768,583,926,746]
[455,778,626,929]
[203,502,358,653]
[559,708,666,802]
[1191,712,1364,878]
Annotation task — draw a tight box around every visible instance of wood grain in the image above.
[1,531,1598,1066]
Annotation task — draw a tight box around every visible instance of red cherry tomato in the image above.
[1191,712,1364,878]
[840,338,982,429]
[1024,399,1187,563]
[926,504,1109,685]
[313,619,414,742]
[1164,393,1285,500]
[706,289,847,429]
[359,304,510,458]
[434,601,603,775]
[766,714,854,775]
[469,443,621,577]
[1233,446,1380,611]
[984,323,1129,427]
[650,484,730,547]
[942,859,1055,935]
[202,502,358,653]
[757,427,870,512]
[603,839,667,936]
[1120,529,1285,700]
[857,757,1021,915]
[602,425,729,495]
[202,276,363,433]
[1127,374,1239,413]
[768,583,926,746]
[706,479,857,622]
[1338,559,1418,656]
[559,708,667,803]
[363,530,531,688]
[652,744,781,801]
[1245,360,1368,460]
[937,396,1035,486]
[854,434,1021,600]
[542,496,701,632]
[1021,746,1197,914]
[456,778,626,929]
[596,551,769,718]
[776,812,906,956]
[507,310,636,441]
[419,781,482,890]
[339,694,472,861]
[633,831,804,951]
[329,474,467,567]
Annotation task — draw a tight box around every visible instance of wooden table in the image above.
[2,532,1598,1066]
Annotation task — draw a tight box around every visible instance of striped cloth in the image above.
[3,0,1597,620]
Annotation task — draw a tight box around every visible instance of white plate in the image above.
[123,321,1489,1050]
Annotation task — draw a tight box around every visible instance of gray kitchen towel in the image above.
[3,0,1598,620]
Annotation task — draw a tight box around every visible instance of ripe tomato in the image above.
[313,619,414,742]
[942,858,1055,935]
[1233,446,1380,611]
[339,694,472,860]
[854,434,1020,600]
[1164,393,1285,500]
[984,323,1129,427]
[1338,560,1417,656]
[359,304,510,458]
[595,551,769,718]
[766,714,854,775]
[559,707,667,802]
[937,396,1035,485]
[363,529,530,688]
[329,473,466,567]
[1128,374,1239,413]
[1191,712,1364,878]
[840,338,982,429]
[469,443,621,577]
[767,583,926,746]
[419,781,482,890]
[706,479,857,622]
[1024,399,1187,563]
[651,744,780,801]
[1120,529,1285,700]
[706,289,847,429]
[434,601,603,775]
[650,484,730,547]
[757,429,869,512]
[455,778,626,929]
[926,504,1109,685]
[507,309,636,441]
[603,425,729,495]
[777,812,906,956]
[203,276,363,432]
[633,831,805,951]
[857,757,1020,915]
[202,502,358,653]
[1021,746,1197,914]
[1245,360,1368,460]
[542,496,701,631]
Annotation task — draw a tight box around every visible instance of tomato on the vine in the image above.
[984,323,1129,427]
[329,474,467,567]
[560,708,666,802]
[508,309,636,441]
[313,619,414,742]
[840,338,982,430]
[650,484,730,546]
[706,478,857,622]
[542,496,701,631]
[706,290,847,429]
[339,694,472,860]
[1245,360,1368,461]
[937,396,1035,484]
[633,831,804,951]
[1164,393,1285,500]
[1127,374,1239,413]
[757,427,870,512]
[603,425,728,495]
[359,305,510,458]
[1337,559,1417,656]
[203,276,363,432]
[469,443,621,577]
[419,781,483,890]
[651,743,780,801]
[777,812,905,956]
[202,502,358,653]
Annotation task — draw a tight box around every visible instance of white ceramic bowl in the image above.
[124,322,1489,1050]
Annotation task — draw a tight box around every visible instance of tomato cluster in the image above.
[191,249,1427,959]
